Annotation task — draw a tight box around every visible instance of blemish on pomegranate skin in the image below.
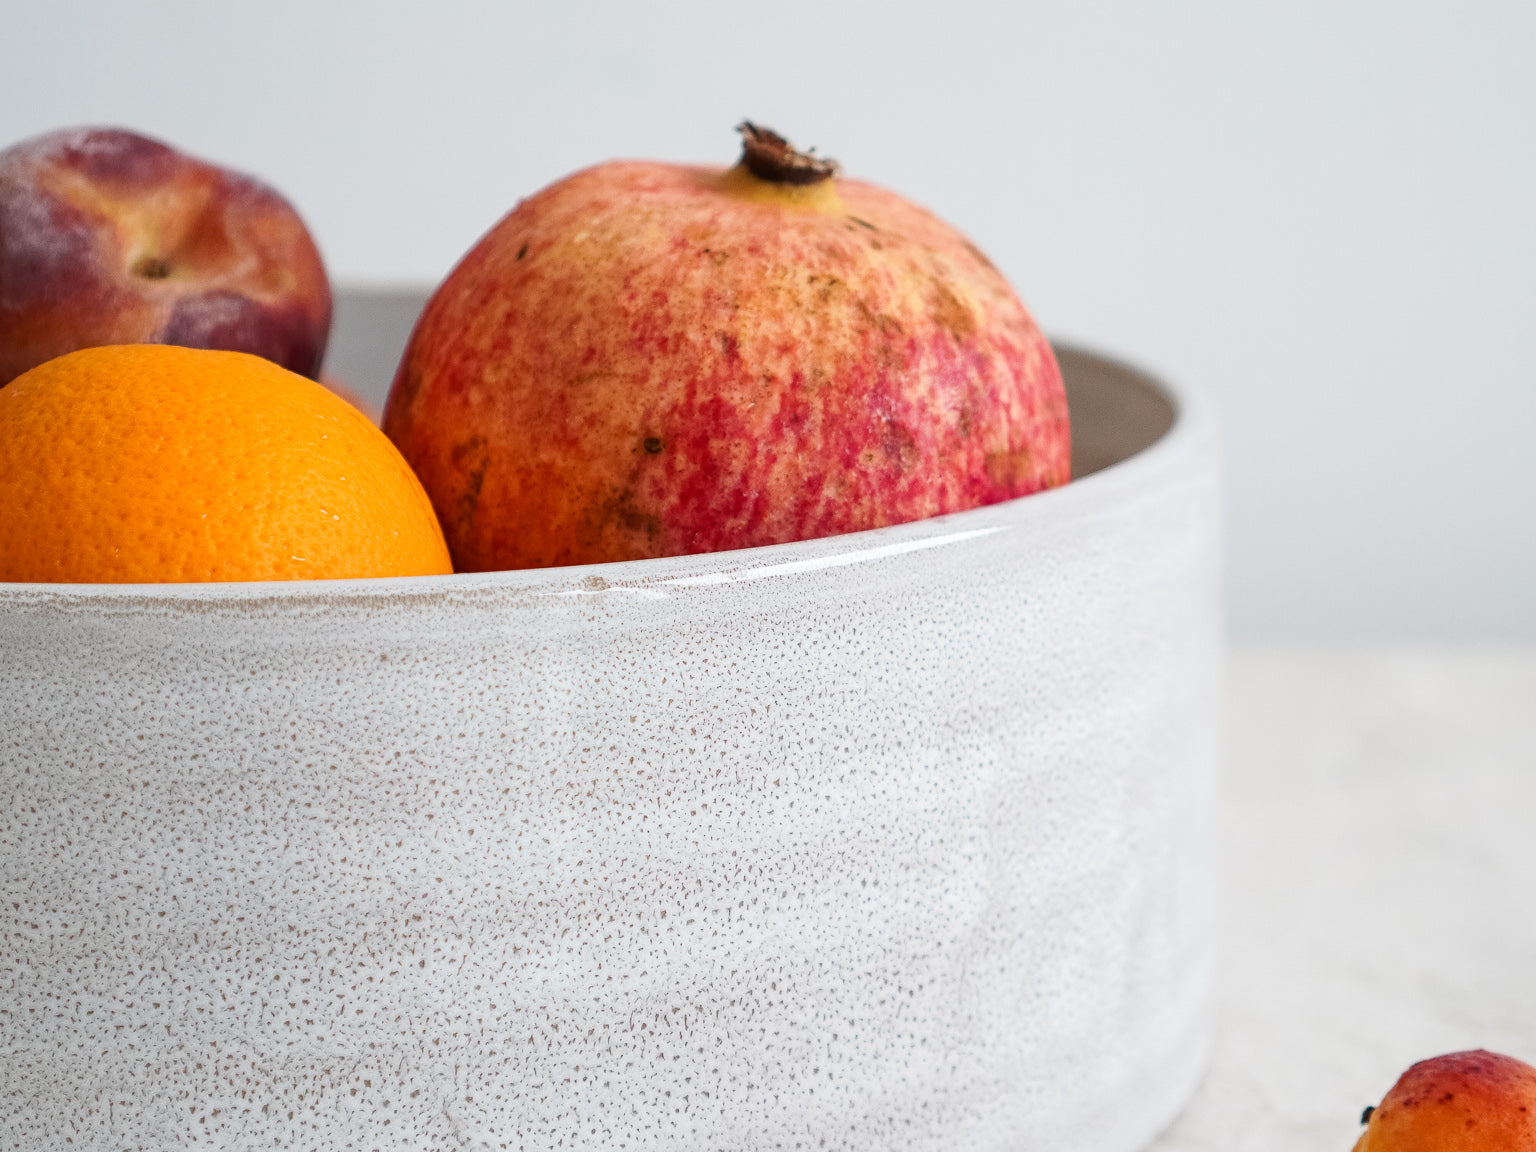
[607,492,661,537]
[516,244,528,261]
[928,281,978,339]
[984,449,1038,493]
[879,419,918,470]
[131,255,172,280]
[955,404,976,440]
[450,437,490,533]
[643,437,663,455]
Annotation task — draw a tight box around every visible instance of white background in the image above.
[5,0,1532,640]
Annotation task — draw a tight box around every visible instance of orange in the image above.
[0,345,453,583]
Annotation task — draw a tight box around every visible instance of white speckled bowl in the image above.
[0,348,1219,1151]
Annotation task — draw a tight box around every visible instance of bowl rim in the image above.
[0,346,1211,603]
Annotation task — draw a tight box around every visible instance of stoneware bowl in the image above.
[0,330,1220,1151]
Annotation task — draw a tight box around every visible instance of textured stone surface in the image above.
[0,368,1219,1150]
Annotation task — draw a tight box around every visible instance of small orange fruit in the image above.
[1353,1050,1536,1152]
[0,345,452,582]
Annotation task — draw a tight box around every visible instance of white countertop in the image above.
[1150,646,1536,1151]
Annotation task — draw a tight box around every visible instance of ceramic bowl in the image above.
[0,346,1219,1151]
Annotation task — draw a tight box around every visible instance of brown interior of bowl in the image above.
[1054,345,1176,479]
[327,291,1177,483]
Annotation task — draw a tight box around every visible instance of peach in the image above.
[0,126,331,386]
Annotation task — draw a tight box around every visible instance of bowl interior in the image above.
[1054,345,1176,478]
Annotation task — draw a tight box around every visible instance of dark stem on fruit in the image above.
[132,255,172,280]
[736,122,838,185]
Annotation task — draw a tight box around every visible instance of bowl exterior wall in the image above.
[0,409,1219,1151]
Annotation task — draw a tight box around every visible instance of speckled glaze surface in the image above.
[0,360,1220,1151]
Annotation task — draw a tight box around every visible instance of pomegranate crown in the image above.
[735,122,839,185]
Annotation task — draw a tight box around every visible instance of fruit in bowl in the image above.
[384,123,1070,571]
[0,126,331,386]
[0,120,1223,1151]
[1353,1050,1536,1151]
[0,344,450,582]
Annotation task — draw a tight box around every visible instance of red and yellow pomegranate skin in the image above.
[384,158,1068,571]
